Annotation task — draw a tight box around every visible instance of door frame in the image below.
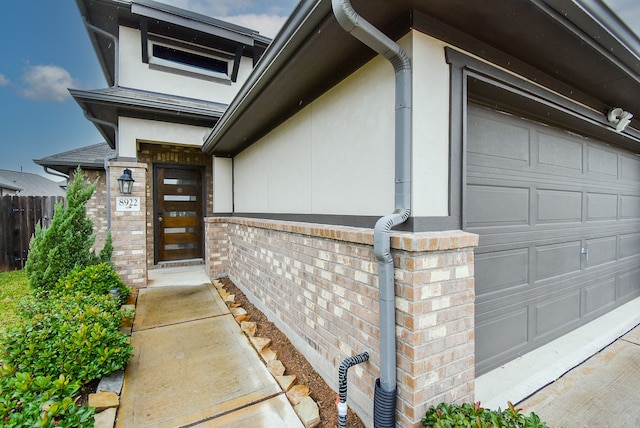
[152,163,206,264]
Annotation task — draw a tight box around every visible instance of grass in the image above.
[0,270,30,335]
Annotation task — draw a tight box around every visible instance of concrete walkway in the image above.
[116,266,304,427]
[519,325,640,427]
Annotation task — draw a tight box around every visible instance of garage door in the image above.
[466,104,640,375]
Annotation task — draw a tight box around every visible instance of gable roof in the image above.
[34,142,114,175]
[202,0,640,156]
[0,170,66,197]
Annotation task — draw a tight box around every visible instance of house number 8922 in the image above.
[116,197,141,212]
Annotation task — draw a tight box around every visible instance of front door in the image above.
[154,165,204,263]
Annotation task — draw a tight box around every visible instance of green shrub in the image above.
[25,168,112,293]
[53,263,130,306]
[423,402,549,428]
[1,292,132,383]
[0,366,94,427]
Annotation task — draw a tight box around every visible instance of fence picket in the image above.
[0,195,64,272]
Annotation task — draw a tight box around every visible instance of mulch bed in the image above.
[219,277,366,428]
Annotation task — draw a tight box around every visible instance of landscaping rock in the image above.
[230,307,247,317]
[294,396,320,428]
[276,375,297,391]
[88,391,119,412]
[259,347,277,363]
[93,408,117,428]
[249,336,271,352]
[97,370,125,394]
[286,384,310,406]
[240,321,257,337]
[223,293,235,303]
[267,359,286,376]
[235,314,250,322]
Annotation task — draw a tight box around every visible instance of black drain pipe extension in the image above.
[337,352,370,428]
[332,0,412,426]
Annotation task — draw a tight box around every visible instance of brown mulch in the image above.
[219,277,366,428]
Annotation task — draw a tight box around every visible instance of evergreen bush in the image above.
[25,168,112,294]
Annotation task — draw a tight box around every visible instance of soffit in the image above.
[204,0,640,156]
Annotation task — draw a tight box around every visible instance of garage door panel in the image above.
[587,146,618,177]
[537,131,583,171]
[617,268,640,299]
[476,306,529,372]
[619,233,640,258]
[620,195,640,219]
[537,189,582,223]
[621,155,640,182]
[535,291,581,337]
[535,241,582,280]
[587,193,618,221]
[468,103,640,375]
[585,236,617,267]
[475,248,529,296]
[466,185,529,227]
[467,111,530,163]
[584,278,616,316]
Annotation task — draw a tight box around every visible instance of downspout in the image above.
[82,19,119,87]
[81,17,120,230]
[331,1,412,427]
[82,112,118,231]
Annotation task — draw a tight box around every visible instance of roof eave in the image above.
[202,0,640,157]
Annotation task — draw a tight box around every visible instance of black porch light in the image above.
[117,168,135,194]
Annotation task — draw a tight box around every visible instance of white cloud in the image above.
[20,65,74,102]
[155,0,291,37]
[218,13,288,38]
[0,74,9,86]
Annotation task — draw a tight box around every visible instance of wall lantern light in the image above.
[607,107,633,132]
[117,168,135,194]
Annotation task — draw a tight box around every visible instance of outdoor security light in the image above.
[118,168,135,194]
[607,107,633,132]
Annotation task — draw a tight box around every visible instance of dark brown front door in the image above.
[154,166,204,262]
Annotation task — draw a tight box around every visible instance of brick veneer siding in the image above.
[109,161,147,288]
[205,217,478,427]
[69,169,109,254]
[138,143,213,269]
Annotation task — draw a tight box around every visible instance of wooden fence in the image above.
[0,196,65,272]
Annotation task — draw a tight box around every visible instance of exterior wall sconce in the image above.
[118,168,135,194]
[607,107,633,132]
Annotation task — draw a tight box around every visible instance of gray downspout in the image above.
[81,18,120,230]
[332,0,412,426]
[82,112,118,230]
[83,19,119,87]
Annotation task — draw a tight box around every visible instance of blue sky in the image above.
[0,0,637,179]
[0,0,297,178]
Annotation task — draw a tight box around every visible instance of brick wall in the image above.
[69,169,109,255]
[205,217,477,427]
[138,143,213,268]
[109,161,147,288]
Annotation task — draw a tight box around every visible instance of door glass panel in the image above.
[165,211,197,217]
[165,243,197,250]
[163,178,198,185]
[164,195,197,201]
[165,227,198,234]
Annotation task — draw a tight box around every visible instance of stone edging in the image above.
[212,279,321,428]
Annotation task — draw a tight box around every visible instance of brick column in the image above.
[204,218,229,279]
[393,231,478,427]
[109,161,147,288]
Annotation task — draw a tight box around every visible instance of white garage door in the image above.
[466,104,640,375]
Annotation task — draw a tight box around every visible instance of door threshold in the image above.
[155,259,204,269]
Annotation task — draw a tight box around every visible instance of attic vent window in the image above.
[148,40,232,80]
